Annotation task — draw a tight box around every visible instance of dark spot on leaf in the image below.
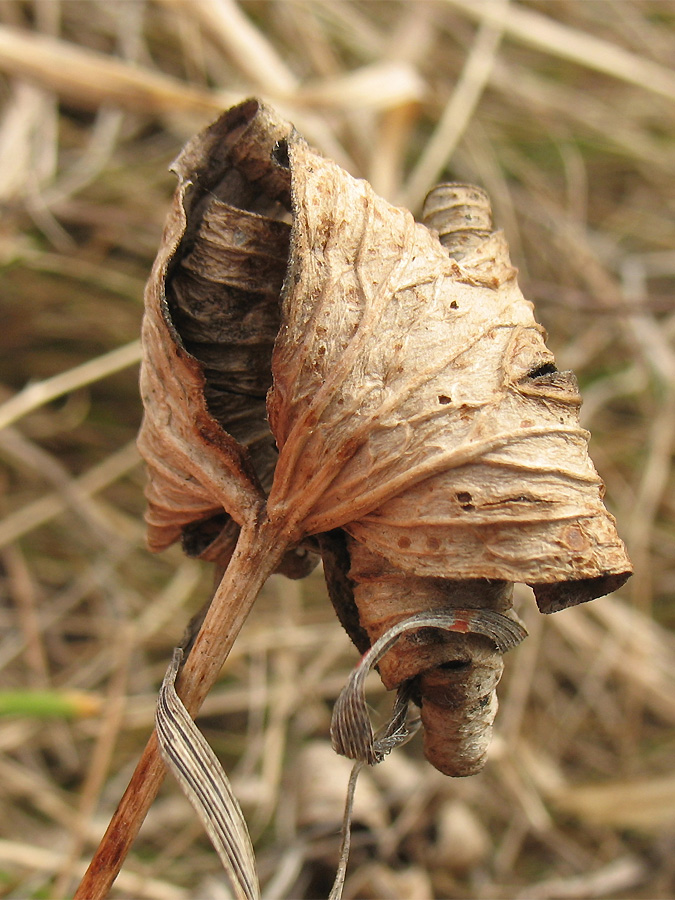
[438,394,452,405]
[450,300,458,309]
[439,659,471,671]
[398,536,411,549]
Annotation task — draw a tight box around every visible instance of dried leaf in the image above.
[156,649,260,900]
[137,108,273,550]
[266,143,630,609]
[137,98,631,784]
[139,97,630,598]
[138,100,315,576]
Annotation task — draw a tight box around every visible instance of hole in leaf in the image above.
[457,490,474,511]
[528,362,557,379]
[272,139,290,168]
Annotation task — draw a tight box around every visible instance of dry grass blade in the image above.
[168,0,298,95]
[0,24,237,116]
[446,0,675,103]
[0,339,141,432]
[0,840,189,900]
[0,439,140,549]
[156,648,260,900]
[297,61,425,111]
[0,426,129,552]
[555,773,675,831]
[399,0,506,209]
[516,856,647,900]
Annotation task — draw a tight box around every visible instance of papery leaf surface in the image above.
[267,139,631,600]
[138,98,630,607]
[137,102,300,567]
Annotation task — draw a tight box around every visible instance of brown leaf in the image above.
[138,106,276,551]
[136,98,631,782]
[266,140,631,610]
[139,97,630,605]
[137,100,315,576]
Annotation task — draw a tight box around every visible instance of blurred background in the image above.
[0,1,674,898]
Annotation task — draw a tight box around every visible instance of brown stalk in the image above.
[74,517,287,900]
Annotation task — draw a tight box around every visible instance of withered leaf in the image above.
[265,134,631,611]
[139,95,630,606]
[137,108,276,551]
[134,98,632,862]
[138,101,315,577]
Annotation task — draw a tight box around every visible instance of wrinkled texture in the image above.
[138,105,275,551]
[138,98,630,607]
[266,133,631,607]
[138,100,316,578]
[137,99,631,781]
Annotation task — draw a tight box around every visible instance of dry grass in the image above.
[0,1,674,898]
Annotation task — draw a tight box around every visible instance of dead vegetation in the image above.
[0,2,674,898]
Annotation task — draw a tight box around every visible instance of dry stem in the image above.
[74,516,288,900]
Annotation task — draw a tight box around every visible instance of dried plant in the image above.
[76,97,631,897]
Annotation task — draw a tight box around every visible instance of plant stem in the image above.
[74,517,287,900]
